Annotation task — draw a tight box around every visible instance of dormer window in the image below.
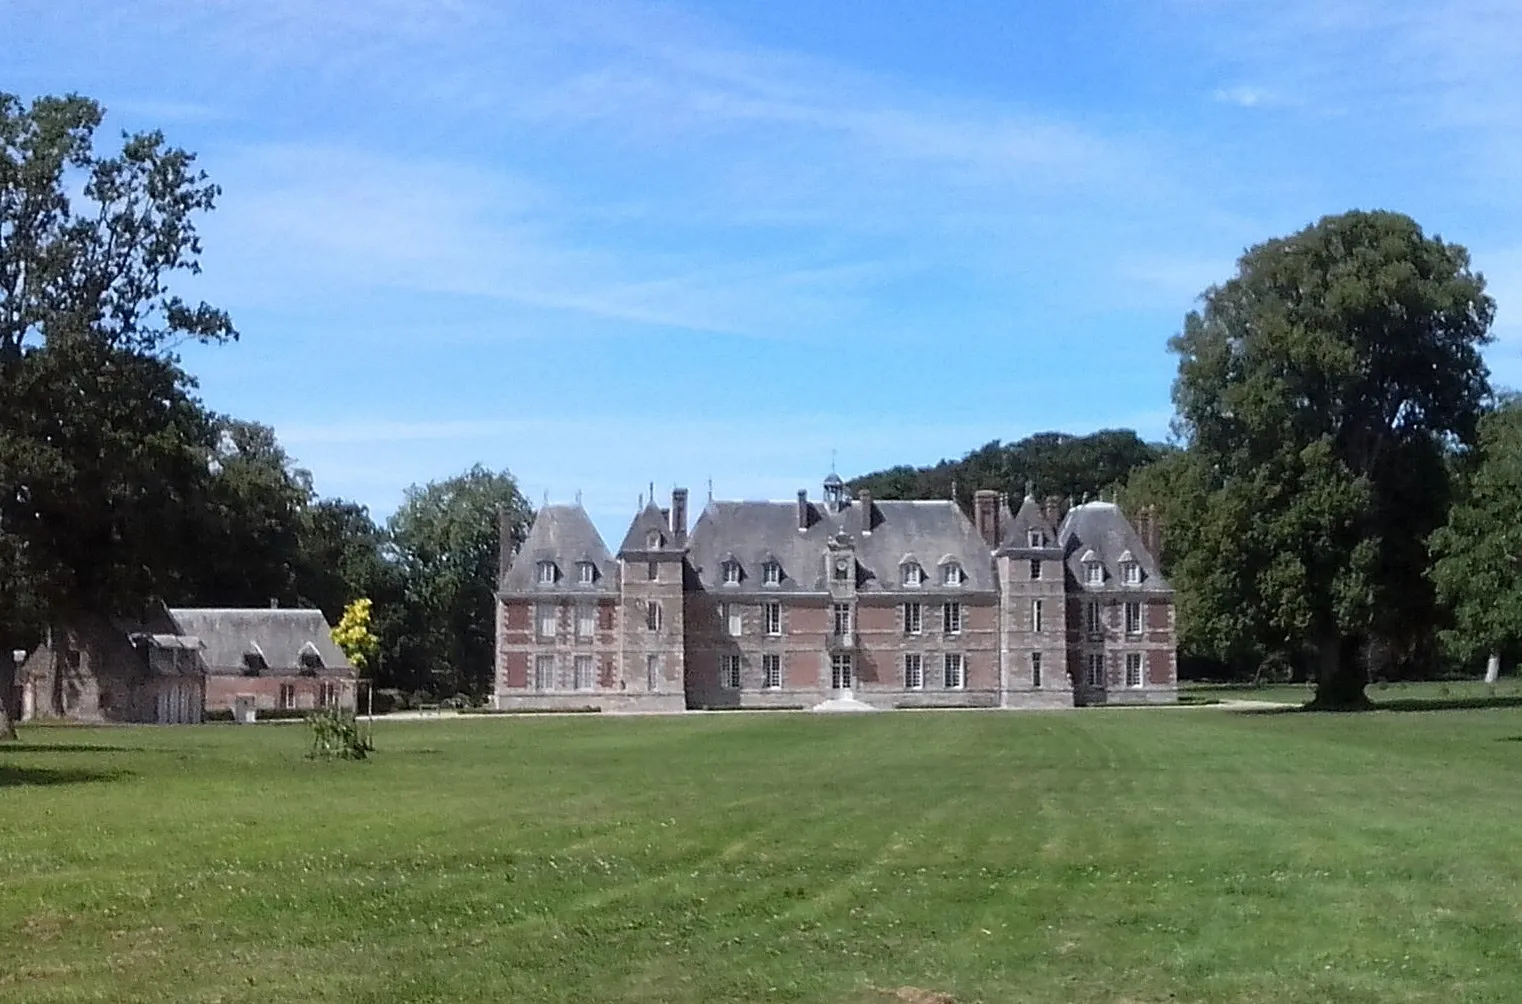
[646,529,664,550]
[941,561,963,586]
[1082,550,1104,586]
[1027,529,1044,547]
[762,560,782,586]
[536,560,558,584]
[832,556,853,582]
[577,561,596,585]
[242,645,267,676]
[901,561,923,587]
[1119,550,1142,586]
[298,642,324,672]
[722,559,742,585]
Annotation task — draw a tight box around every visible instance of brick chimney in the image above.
[1043,495,1062,526]
[857,489,874,534]
[670,487,688,541]
[974,489,999,547]
[796,489,810,532]
[498,505,516,589]
[1146,505,1165,560]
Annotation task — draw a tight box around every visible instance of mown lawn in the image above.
[1182,678,1522,709]
[4,707,1522,1003]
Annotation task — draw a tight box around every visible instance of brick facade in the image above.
[495,481,1177,712]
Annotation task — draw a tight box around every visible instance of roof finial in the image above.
[707,478,714,503]
[648,481,655,504]
[638,492,644,509]
[1024,479,1034,500]
[830,448,837,475]
[542,489,549,506]
[575,489,582,506]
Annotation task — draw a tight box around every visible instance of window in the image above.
[901,562,923,587]
[1032,599,1044,633]
[762,654,782,689]
[762,561,782,586]
[903,602,923,635]
[722,655,742,689]
[1126,652,1143,688]
[724,603,743,637]
[299,645,324,671]
[942,562,963,586]
[574,655,594,690]
[646,529,663,549]
[763,602,781,636]
[242,651,266,675]
[646,602,663,632]
[319,682,339,708]
[943,601,963,634]
[535,654,555,690]
[833,557,853,582]
[646,561,659,581]
[645,654,659,692]
[1031,651,1043,688]
[1084,561,1104,586]
[831,652,854,689]
[537,560,557,584]
[1122,561,1142,586]
[1125,602,1142,637]
[576,605,595,641]
[904,653,923,690]
[722,560,742,585]
[1086,653,1105,688]
[537,604,558,639]
[1027,529,1043,547]
[1086,601,1102,636]
[577,561,596,585]
[832,603,853,637]
[279,683,296,709]
[1029,559,1041,580]
[943,653,965,689]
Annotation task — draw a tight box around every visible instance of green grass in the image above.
[1181,678,1522,709]
[5,708,1522,1003]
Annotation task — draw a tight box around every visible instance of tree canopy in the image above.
[1165,210,1494,706]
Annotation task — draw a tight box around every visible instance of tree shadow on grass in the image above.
[0,764,130,788]
[1232,694,1522,714]
[0,743,142,753]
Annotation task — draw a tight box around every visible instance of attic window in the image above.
[242,650,267,675]
[1084,560,1104,586]
[536,560,557,584]
[577,561,596,585]
[941,561,963,586]
[901,562,923,587]
[1027,529,1044,547]
[298,643,324,672]
[1121,561,1142,586]
[762,560,782,586]
[721,560,742,585]
[646,529,664,550]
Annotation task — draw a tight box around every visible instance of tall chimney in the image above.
[1133,504,1152,554]
[498,506,515,589]
[670,487,688,541]
[974,489,999,548]
[269,598,279,610]
[1043,495,1062,526]
[796,489,809,532]
[1147,505,1165,560]
[857,489,873,534]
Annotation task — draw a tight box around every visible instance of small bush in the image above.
[307,709,372,760]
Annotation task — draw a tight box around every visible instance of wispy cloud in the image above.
[1212,86,1273,108]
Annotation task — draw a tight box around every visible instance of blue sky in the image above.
[7,0,1522,546]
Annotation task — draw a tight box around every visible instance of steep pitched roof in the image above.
[618,501,678,557]
[1001,494,1059,550]
[687,497,995,593]
[166,608,352,676]
[502,503,617,592]
[1057,502,1169,591]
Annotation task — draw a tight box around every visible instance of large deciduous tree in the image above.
[1429,397,1522,682]
[0,92,236,735]
[1168,210,1494,708]
[387,466,533,698]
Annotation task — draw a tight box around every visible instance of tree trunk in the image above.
[1485,652,1501,684]
[0,657,16,741]
[1308,634,1372,710]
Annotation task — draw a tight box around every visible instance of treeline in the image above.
[854,212,1521,705]
[0,94,531,738]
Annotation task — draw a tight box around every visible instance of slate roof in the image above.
[502,503,617,592]
[1057,502,1170,592]
[617,500,678,557]
[1000,494,1060,551]
[687,497,996,594]
[166,608,353,676]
